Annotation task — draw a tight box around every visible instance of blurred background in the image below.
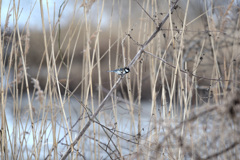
[3,0,239,100]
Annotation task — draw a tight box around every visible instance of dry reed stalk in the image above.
[0,5,13,160]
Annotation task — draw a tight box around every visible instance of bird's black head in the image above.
[124,67,130,73]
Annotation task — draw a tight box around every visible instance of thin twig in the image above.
[202,141,239,160]
[135,0,157,26]
[144,50,233,82]
[98,144,114,160]
[93,120,139,144]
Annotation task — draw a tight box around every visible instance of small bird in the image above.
[107,67,130,76]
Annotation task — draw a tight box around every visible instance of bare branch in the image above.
[59,1,180,159]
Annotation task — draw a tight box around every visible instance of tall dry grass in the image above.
[0,0,239,159]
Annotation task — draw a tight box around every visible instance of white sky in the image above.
[1,0,84,30]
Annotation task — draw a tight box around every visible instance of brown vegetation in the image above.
[0,0,239,159]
